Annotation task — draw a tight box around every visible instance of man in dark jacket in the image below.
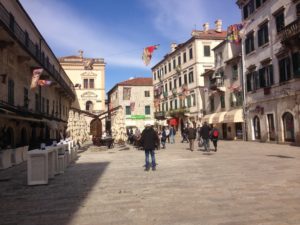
[200,122,211,151]
[140,124,159,171]
[187,124,197,151]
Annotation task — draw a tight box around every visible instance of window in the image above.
[145,105,151,115]
[255,0,261,9]
[220,95,225,108]
[46,99,49,114]
[243,0,254,19]
[232,64,238,80]
[173,59,176,69]
[166,101,168,111]
[178,56,181,65]
[191,93,196,106]
[210,97,215,112]
[168,62,171,72]
[179,77,182,86]
[174,79,177,88]
[170,100,173,110]
[35,93,39,112]
[297,4,300,19]
[275,11,285,33]
[188,71,194,83]
[42,97,45,113]
[258,65,274,87]
[279,57,291,82]
[83,79,88,89]
[258,23,269,46]
[246,73,253,92]
[230,92,243,107]
[23,88,28,108]
[169,81,172,91]
[175,99,178,109]
[125,106,131,115]
[183,52,187,63]
[292,52,300,77]
[184,74,188,84]
[164,65,167,74]
[245,32,255,54]
[8,79,14,105]
[204,45,210,57]
[187,96,191,107]
[189,48,193,59]
[52,100,55,115]
[144,91,150,97]
[165,83,168,92]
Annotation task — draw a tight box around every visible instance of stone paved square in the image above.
[1,140,300,225]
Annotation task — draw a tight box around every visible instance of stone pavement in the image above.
[0,140,300,225]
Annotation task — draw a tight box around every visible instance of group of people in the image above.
[133,122,220,171]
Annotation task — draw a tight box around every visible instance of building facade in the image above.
[237,0,300,144]
[107,77,154,132]
[0,0,75,149]
[202,40,244,140]
[59,51,106,115]
[152,20,227,130]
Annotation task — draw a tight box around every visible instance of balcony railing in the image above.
[280,18,300,43]
[0,3,75,99]
[209,78,224,89]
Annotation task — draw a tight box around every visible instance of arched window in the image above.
[86,101,93,112]
[253,116,261,140]
[5,127,14,148]
[282,112,295,142]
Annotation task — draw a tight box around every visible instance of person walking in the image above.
[187,124,197,151]
[161,127,167,149]
[200,122,211,152]
[210,124,219,152]
[181,125,189,143]
[140,124,159,171]
[165,126,170,143]
[169,125,176,144]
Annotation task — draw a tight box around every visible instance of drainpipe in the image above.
[241,38,248,141]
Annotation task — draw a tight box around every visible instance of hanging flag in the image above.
[30,68,43,89]
[130,102,135,111]
[142,45,159,66]
[38,80,52,86]
[226,24,243,44]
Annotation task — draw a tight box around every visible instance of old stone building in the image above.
[202,40,244,140]
[107,77,154,139]
[237,0,300,144]
[152,20,227,130]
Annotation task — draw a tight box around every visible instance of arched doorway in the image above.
[282,112,295,142]
[6,127,14,148]
[86,101,93,112]
[253,116,261,140]
[21,127,28,145]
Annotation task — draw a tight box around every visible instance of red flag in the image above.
[142,45,159,66]
[30,68,43,89]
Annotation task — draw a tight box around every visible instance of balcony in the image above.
[209,78,224,89]
[280,18,300,44]
[0,3,75,100]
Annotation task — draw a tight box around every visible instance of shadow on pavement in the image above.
[266,154,295,159]
[0,161,109,225]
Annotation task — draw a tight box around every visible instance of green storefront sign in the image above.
[129,115,150,119]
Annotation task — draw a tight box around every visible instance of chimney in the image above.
[215,19,222,32]
[78,50,83,58]
[171,43,177,53]
[203,22,209,32]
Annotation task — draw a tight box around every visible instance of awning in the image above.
[201,113,215,124]
[223,109,243,123]
[212,111,226,124]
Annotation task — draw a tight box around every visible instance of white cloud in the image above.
[142,0,207,40]
[20,0,146,69]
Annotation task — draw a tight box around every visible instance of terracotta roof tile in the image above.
[118,77,153,86]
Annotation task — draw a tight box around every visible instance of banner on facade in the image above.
[30,68,43,89]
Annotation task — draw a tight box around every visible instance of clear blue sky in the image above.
[20,0,241,94]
